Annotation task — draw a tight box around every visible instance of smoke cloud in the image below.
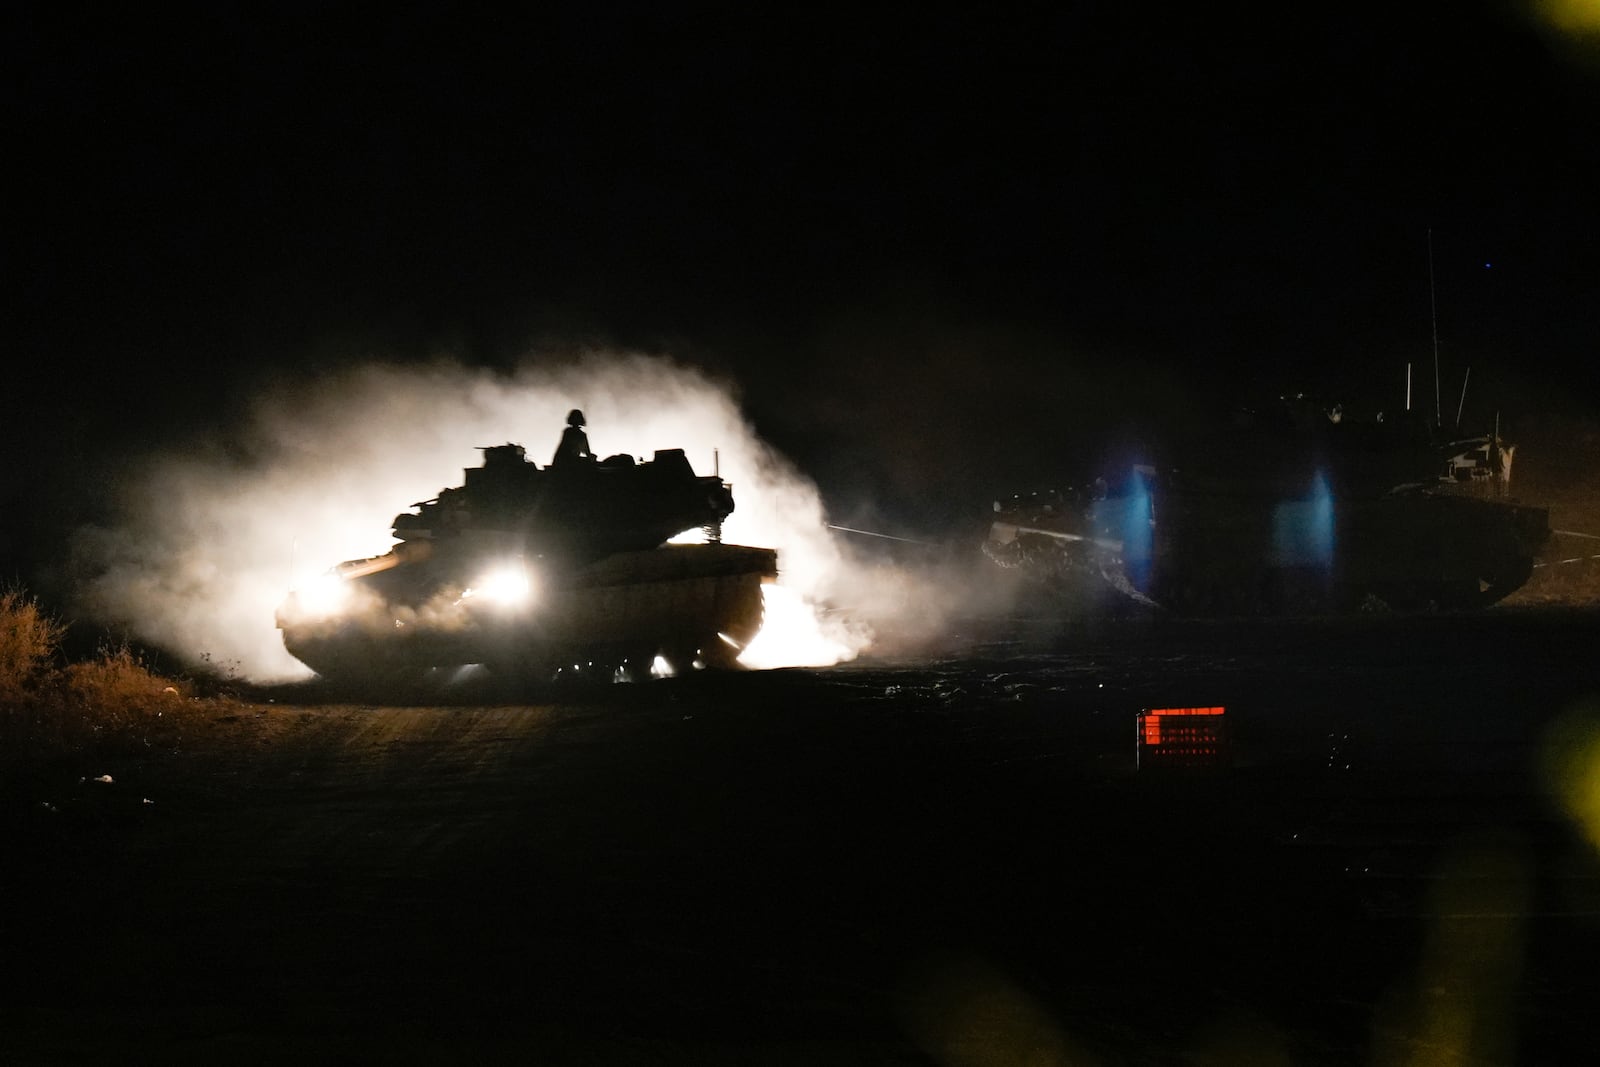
[71,352,915,681]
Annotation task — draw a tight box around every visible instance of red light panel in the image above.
[1140,706,1225,746]
[1137,706,1229,770]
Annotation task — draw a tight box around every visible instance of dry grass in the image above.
[58,641,193,736]
[1,591,244,776]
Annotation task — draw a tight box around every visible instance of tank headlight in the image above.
[295,571,350,618]
[465,562,534,607]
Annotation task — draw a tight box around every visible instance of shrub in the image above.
[0,587,65,700]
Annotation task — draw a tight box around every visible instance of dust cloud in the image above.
[70,352,994,682]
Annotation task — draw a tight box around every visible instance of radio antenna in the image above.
[1428,229,1442,426]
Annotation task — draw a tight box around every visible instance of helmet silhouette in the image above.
[567,409,586,427]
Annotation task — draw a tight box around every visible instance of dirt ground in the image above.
[7,608,1600,1065]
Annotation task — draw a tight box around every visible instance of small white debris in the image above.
[92,774,114,784]
[142,798,155,806]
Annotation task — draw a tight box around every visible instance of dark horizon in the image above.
[8,2,1599,582]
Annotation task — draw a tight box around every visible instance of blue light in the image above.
[1309,471,1334,565]
[1121,467,1155,592]
[1271,471,1335,569]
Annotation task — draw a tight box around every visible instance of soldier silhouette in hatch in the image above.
[551,409,594,468]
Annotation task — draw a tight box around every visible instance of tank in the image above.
[985,399,1550,615]
[276,441,777,686]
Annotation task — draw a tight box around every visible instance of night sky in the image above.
[9,1,1600,576]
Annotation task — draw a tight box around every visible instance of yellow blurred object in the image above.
[896,954,1093,1067]
[1375,832,1532,1067]
[1538,0,1600,33]
[1542,699,1600,852]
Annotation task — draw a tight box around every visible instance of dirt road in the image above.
[8,610,1600,1063]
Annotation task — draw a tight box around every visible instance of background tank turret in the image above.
[277,440,776,688]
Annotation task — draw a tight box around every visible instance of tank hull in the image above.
[1136,488,1547,614]
[987,480,1549,616]
[279,543,777,685]
[985,399,1551,616]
